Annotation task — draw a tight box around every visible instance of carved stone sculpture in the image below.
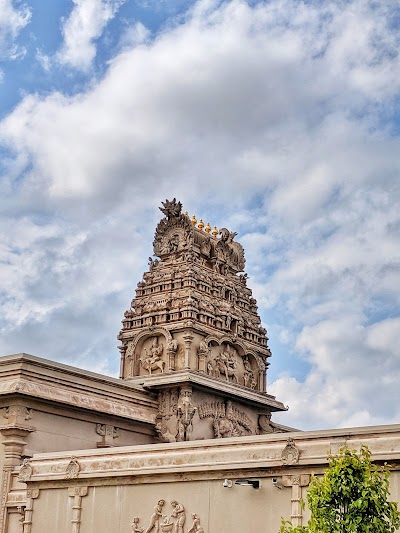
[176,387,196,442]
[134,502,205,533]
[144,500,165,533]
[17,458,32,482]
[166,339,178,370]
[188,514,204,533]
[281,437,300,465]
[140,337,164,374]
[132,517,144,533]
[65,457,80,479]
[159,198,182,219]
[155,416,176,443]
[214,345,239,383]
[198,400,253,437]
[170,500,185,533]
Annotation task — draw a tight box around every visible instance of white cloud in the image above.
[0,0,31,60]
[57,0,126,70]
[270,316,400,430]
[0,0,399,427]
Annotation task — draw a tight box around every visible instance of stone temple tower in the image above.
[118,199,288,442]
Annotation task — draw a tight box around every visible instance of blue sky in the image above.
[1,0,400,430]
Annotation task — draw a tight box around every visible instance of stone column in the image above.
[68,486,88,533]
[182,332,193,370]
[282,474,310,527]
[0,406,35,533]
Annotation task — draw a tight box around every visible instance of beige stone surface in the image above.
[3,424,400,533]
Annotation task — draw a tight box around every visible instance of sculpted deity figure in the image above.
[171,501,186,533]
[167,339,178,353]
[176,388,197,442]
[215,345,239,383]
[243,357,255,388]
[188,514,204,533]
[140,337,165,374]
[145,500,165,533]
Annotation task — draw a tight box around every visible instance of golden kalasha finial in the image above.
[205,222,211,234]
[212,225,218,237]
[198,218,204,231]
[191,214,197,226]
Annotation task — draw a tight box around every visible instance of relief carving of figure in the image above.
[155,416,176,443]
[215,345,239,383]
[132,517,144,533]
[145,500,165,533]
[176,388,197,442]
[140,337,165,374]
[243,357,255,388]
[188,514,204,533]
[167,339,178,352]
[171,501,186,533]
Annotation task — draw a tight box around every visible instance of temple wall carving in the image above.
[4,426,400,533]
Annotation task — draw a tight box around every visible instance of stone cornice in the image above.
[126,370,286,411]
[0,354,158,425]
[22,424,400,483]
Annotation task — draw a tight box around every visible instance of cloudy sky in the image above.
[1,0,399,431]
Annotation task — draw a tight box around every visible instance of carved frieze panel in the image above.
[132,499,204,533]
[158,389,179,420]
[198,400,254,438]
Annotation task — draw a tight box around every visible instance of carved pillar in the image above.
[166,340,178,371]
[68,486,88,533]
[0,406,35,533]
[118,345,126,379]
[182,332,193,370]
[282,475,310,527]
[22,489,39,533]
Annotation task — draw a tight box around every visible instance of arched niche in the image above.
[125,327,172,377]
[202,335,262,390]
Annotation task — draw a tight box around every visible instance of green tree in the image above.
[279,445,400,533]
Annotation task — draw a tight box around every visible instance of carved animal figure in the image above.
[215,348,239,383]
[140,337,164,374]
[140,357,165,374]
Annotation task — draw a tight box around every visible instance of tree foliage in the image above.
[279,445,400,533]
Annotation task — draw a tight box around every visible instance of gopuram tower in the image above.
[118,199,288,442]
